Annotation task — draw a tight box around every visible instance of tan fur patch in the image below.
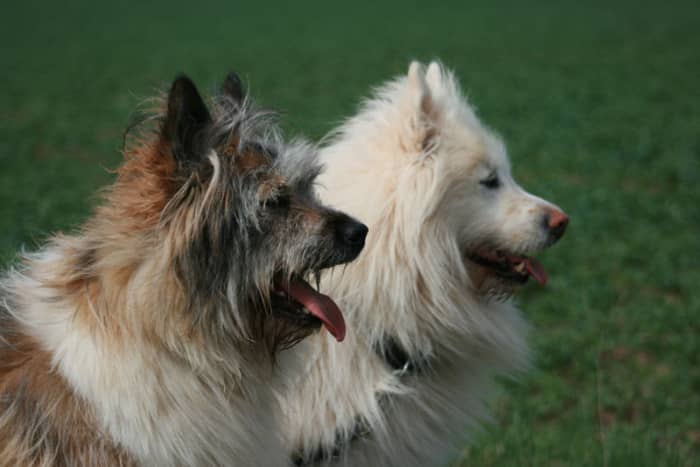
[299,206,323,231]
[101,139,179,233]
[257,174,285,199]
[236,146,270,172]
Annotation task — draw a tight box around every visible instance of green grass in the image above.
[2,1,699,465]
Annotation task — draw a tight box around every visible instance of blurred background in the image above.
[1,0,698,465]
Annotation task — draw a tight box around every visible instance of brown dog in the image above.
[0,73,366,466]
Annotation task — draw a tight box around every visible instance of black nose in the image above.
[542,207,569,242]
[320,214,368,269]
[338,218,369,247]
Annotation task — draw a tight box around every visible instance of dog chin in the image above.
[467,263,521,299]
[464,243,550,298]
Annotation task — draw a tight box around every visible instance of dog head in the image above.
[326,61,567,303]
[404,61,568,296]
[118,73,366,352]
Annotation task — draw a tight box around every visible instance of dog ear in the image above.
[221,72,245,103]
[162,74,212,166]
[407,61,426,88]
[425,61,443,91]
[407,61,439,155]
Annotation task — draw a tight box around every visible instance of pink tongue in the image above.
[523,258,548,286]
[279,279,346,342]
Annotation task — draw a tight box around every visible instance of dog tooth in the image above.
[513,262,525,273]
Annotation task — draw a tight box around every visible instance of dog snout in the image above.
[542,207,569,242]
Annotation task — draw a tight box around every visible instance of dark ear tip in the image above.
[224,71,242,86]
[221,71,245,102]
[173,72,191,84]
[163,73,211,148]
[170,74,197,98]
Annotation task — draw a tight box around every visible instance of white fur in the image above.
[280,61,566,466]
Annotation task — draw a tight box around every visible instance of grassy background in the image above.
[2,0,699,465]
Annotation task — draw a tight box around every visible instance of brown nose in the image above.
[543,208,569,240]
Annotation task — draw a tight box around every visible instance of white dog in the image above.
[281,61,569,466]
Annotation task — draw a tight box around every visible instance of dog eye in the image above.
[480,174,501,189]
[266,192,291,210]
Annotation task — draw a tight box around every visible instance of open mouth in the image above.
[273,274,346,342]
[467,247,548,286]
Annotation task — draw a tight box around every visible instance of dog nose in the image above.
[320,214,368,269]
[543,208,569,241]
[338,218,369,247]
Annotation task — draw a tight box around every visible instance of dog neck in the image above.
[290,336,429,466]
[290,410,375,466]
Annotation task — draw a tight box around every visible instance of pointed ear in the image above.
[162,74,212,165]
[407,61,427,95]
[425,61,443,90]
[407,61,439,154]
[221,71,245,103]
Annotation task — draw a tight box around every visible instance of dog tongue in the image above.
[523,258,548,286]
[282,279,346,342]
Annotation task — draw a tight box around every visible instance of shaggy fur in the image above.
[0,73,366,466]
[281,61,569,466]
